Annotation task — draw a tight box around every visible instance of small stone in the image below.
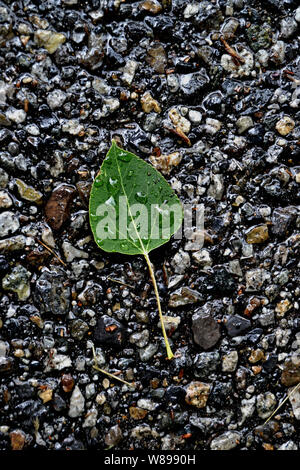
[168,108,190,134]
[0,236,26,253]
[275,116,295,136]
[62,119,84,135]
[139,343,158,362]
[207,173,224,200]
[83,407,98,428]
[192,249,212,267]
[192,312,221,350]
[39,388,53,403]
[70,319,89,341]
[210,431,241,450]
[256,392,276,419]
[35,266,70,315]
[245,268,269,292]
[270,41,285,65]
[281,360,300,387]
[169,287,201,307]
[47,89,67,110]
[225,315,251,337]
[0,211,19,237]
[140,0,162,14]
[15,179,43,203]
[289,386,300,420]
[0,190,12,209]
[246,225,269,244]
[158,316,181,333]
[6,107,26,124]
[275,299,292,317]
[45,184,76,231]
[185,381,211,408]
[149,152,182,175]
[296,7,300,23]
[101,97,120,116]
[121,60,138,86]
[129,329,149,348]
[179,71,209,97]
[222,351,239,372]
[41,225,55,248]
[236,116,254,134]
[248,349,265,364]
[68,385,85,418]
[44,351,72,371]
[271,206,297,237]
[171,249,190,274]
[34,29,66,53]
[94,315,126,348]
[105,424,123,447]
[0,356,14,373]
[0,168,9,188]
[2,265,31,300]
[61,373,75,393]
[10,430,26,450]
[62,241,88,262]
[137,398,156,411]
[221,48,254,77]
[140,92,161,113]
[146,44,166,73]
[188,110,202,124]
[129,406,148,420]
[280,17,298,38]
[205,118,222,135]
[183,3,200,18]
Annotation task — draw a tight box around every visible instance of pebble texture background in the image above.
[0,0,300,451]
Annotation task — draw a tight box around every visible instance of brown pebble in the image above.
[129,406,148,420]
[45,184,76,230]
[246,224,269,244]
[61,373,75,392]
[185,381,211,408]
[281,360,300,387]
[10,429,26,450]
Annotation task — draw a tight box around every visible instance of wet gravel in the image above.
[0,0,300,451]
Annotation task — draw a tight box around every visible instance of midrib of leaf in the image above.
[112,143,146,254]
[112,142,174,359]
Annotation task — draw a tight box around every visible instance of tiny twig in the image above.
[36,238,66,266]
[164,125,191,147]
[91,345,135,388]
[220,36,245,65]
[264,382,300,426]
[106,276,134,288]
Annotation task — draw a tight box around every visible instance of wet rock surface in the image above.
[0,0,299,452]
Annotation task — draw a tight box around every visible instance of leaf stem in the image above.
[143,252,174,360]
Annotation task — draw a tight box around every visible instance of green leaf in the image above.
[89,141,184,360]
[89,140,183,256]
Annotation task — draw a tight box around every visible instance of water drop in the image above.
[135,191,148,203]
[105,196,116,206]
[128,170,134,177]
[118,150,132,162]
[107,177,119,193]
[94,178,103,187]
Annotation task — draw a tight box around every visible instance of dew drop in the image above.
[128,170,134,177]
[94,178,103,187]
[105,195,116,206]
[118,150,132,162]
[135,191,148,203]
